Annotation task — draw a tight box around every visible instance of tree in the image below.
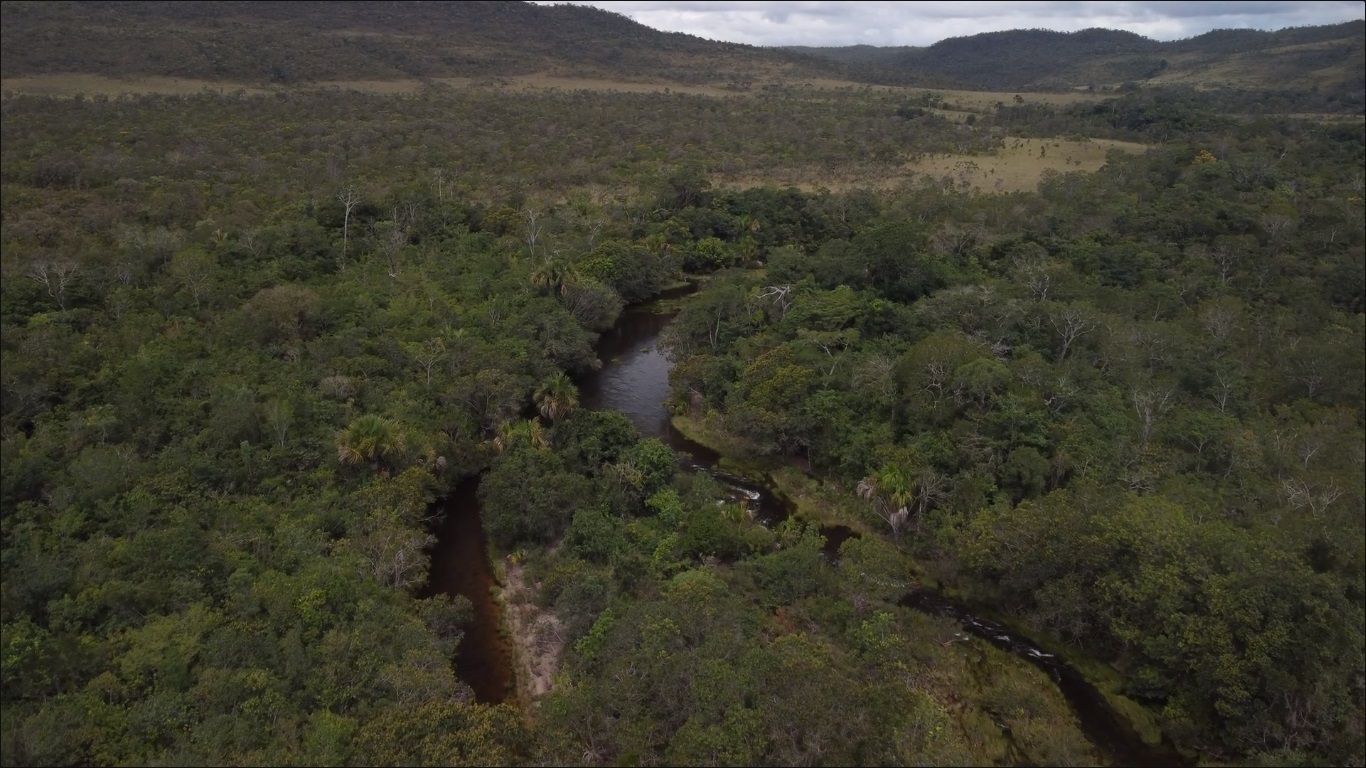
[353,502,434,590]
[26,259,78,310]
[168,247,214,309]
[522,206,544,258]
[405,337,447,387]
[530,254,577,296]
[337,415,407,472]
[337,186,360,270]
[480,447,590,548]
[381,208,409,278]
[1131,383,1175,446]
[857,465,912,539]
[262,398,293,448]
[491,419,549,453]
[561,280,624,332]
[244,284,321,343]
[1049,302,1096,362]
[534,372,579,421]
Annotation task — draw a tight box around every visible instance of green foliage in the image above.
[647,99,1365,763]
[336,414,408,471]
[479,447,591,550]
[1,19,1362,765]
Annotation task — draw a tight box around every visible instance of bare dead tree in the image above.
[1209,244,1240,286]
[1131,385,1176,445]
[1022,263,1052,302]
[27,259,79,310]
[384,207,410,279]
[262,399,293,448]
[757,284,794,319]
[1212,367,1238,414]
[1281,478,1344,520]
[337,186,360,270]
[522,206,544,258]
[1050,304,1095,362]
[169,250,214,310]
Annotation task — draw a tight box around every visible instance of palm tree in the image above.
[857,465,912,538]
[529,253,577,297]
[337,414,406,472]
[534,372,579,421]
[491,419,549,454]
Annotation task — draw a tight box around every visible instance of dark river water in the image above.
[425,287,1185,765]
[421,477,513,703]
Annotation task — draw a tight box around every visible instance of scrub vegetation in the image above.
[2,2,1362,766]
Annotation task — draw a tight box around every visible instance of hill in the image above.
[5,2,1359,102]
[792,20,1365,101]
[0,0,829,86]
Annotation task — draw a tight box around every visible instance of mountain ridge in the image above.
[790,20,1365,93]
[0,0,830,85]
[2,1,1361,100]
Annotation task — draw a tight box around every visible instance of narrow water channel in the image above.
[579,291,788,521]
[426,287,1182,765]
[901,590,1189,767]
[422,477,514,703]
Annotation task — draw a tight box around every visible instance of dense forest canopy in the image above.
[1,2,1363,766]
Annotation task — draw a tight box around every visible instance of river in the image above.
[425,287,1185,765]
[422,477,514,703]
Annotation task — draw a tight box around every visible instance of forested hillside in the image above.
[792,20,1366,104]
[0,0,826,85]
[1,2,1363,767]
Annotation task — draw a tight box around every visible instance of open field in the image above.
[0,74,271,97]
[904,136,1149,192]
[0,72,859,98]
[2,71,1118,106]
[915,86,1107,111]
[719,135,1149,194]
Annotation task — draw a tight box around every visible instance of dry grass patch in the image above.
[503,74,744,97]
[1,74,269,97]
[309,79,428,94]
[717,135,1148,194]
[500,560,565,703]
[905,136,1148,192]
[918,87,1106,112]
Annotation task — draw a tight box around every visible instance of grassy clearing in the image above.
[0,74,435,97]
[905,135,1149,193]
[671,413,756,459]
[715,174,906,192]
[500,74,748,97]
[0,71,864,99]
[719,135,1149,194]
[671,412,876,534]
[917,86,1105,112]
[768,467,876,535]
[0,74,270,97]
[1,70,1110,105]
[715,172,907,191]
[311,79,428,94]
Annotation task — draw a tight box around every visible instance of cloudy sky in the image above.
[538,1,1365,47]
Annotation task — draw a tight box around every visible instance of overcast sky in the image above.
[537,1,1365,47]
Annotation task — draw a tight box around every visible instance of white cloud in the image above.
[535,1,1364,46]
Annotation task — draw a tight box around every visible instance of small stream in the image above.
[425,287,1182,764]
[422,477,514,703]
[901,590,1189,767]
